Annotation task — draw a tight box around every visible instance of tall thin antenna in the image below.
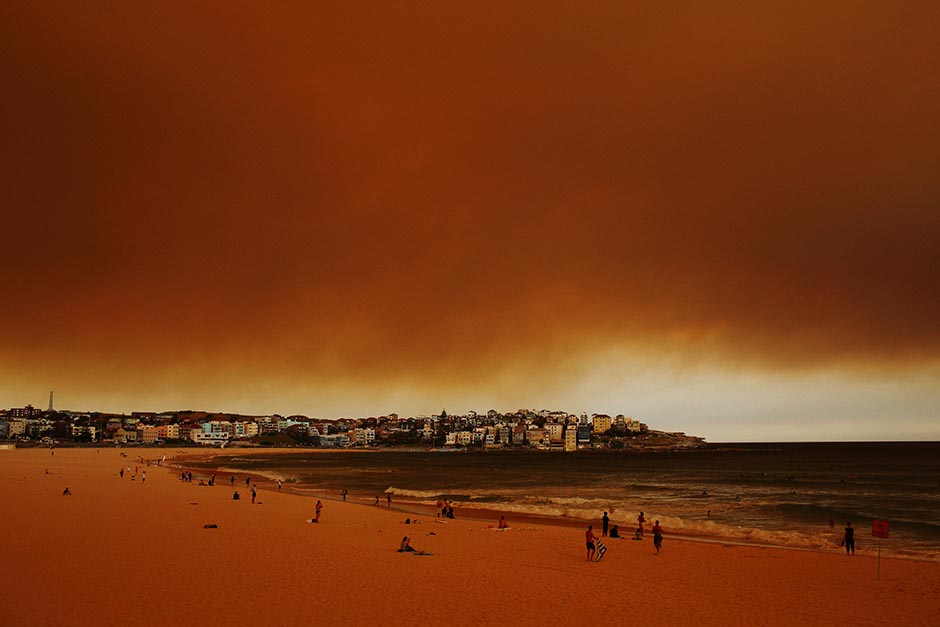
[48,391,54,412]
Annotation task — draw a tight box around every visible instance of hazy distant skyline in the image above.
[2,2,938,442]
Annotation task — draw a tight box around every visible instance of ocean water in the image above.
[195,442,940,560]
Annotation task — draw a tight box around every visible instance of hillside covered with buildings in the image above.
[1,403,706,451]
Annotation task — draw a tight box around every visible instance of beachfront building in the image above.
[455,431,472,446]
[113,426,137,442]
[353,428,375,446]
[140,425,161,443]
[420,422,434,440]
[234,421,259,438]
[576,424,592,446]
[319,433,350,448]
[625,418,646,433]
[525,427,547,448]
[192,432,231,446]
[592,415,612,434]
[8,406,40,418]
[71,424,97,440]
[164,424,180,440]
[564,427,578,452]
[546,423,564,442]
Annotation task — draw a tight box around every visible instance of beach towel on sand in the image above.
[594,540,607,562]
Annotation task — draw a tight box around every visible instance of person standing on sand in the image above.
[277,479,282,490]
[843,521,855,555]
[374,495,380,506]
[652,520,664,554]
[341,489,347,501]
[142,471,146,483]
[586,525,597,561]
[602,511,610,537]
[119,468,124,479]
[315,500,323,522]
[230,476,235,487]
[251,485,257,504]
[387,494,392,509]
[637,511,646,538]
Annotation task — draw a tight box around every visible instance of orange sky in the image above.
[2,2,938,440]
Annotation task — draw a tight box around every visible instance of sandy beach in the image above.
[2,448,938,627]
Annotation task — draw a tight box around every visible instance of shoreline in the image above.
[171,448,937,564]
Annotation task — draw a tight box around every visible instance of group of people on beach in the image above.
[435,499,456,519]
[588,510,664,560]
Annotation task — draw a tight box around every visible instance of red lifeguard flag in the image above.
[872,519,890,538]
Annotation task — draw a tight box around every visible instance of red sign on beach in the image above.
[872,519,889,538]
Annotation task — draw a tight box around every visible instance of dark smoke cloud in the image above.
[2,1,938,410]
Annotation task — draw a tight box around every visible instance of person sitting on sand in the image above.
[233,491,240,500]
[498,516,509,529]
[609,524,620,539]
[398,536,417,552]
[62,487,72,496]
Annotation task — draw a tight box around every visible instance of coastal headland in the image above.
[3,448,937,627]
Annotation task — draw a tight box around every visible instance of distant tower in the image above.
[48,391,54,412]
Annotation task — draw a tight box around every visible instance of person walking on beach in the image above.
[277,479,283,490]
[637,511,646,538]
[387,494,392,509]
[585,525,597,561]
[843,521,855,555]
[374,495,380,506]
[315,500,323,523]
[602,511,610,537]
[251,485,257,504]
[119,468,124,479]
[341,489,347,501]
[142,471,146,483]
[652,520,664,554]
[230,475,236,487]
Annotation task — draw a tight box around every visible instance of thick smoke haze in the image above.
[2,2,938,440]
